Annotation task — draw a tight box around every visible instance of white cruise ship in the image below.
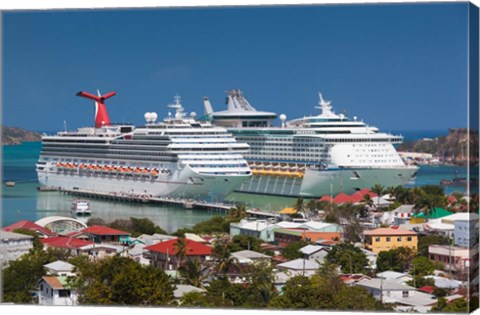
[203,89,418,198]
[36,91,251,201]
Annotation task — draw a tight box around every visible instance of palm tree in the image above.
[178,257,206,287]
[174,237,190,270]
[371,184,385,207]
[212,240,238,277]
[228,204,247,221]
[252,283,278,307]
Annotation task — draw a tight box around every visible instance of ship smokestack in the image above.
[203,97,214,115]
[76,90,116,128]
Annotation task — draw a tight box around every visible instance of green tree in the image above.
[129,217,167,236]
[432,297,469,313]
[229,235,262,253]
[417,235,449,257]
[108,219,132,232]
[212,240,236,276]
[86,217,106,226]
[178,257,206,287]
[174,238,190,270]
[325,242,368,274]
[269,263,392,311]
[178,291,209,307]
[281,240,310,260]
[227,204,247,221]
[410,256,436,276]
[371,184,385,206]
[2,250,50,303]
[376,247,415,272]
[73,256,174,305]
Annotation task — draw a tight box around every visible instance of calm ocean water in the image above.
[1,137,469,233]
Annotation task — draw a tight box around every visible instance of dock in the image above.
[52,187,235,213]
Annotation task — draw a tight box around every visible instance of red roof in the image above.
[333,193,353,204]
[41,236,94,249]
[81,225,130,236]
[319,195,333,202]
[144,238,212,256]
[419,286,435,294]
[3,220,54,236]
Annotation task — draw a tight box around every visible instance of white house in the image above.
[38,276,78,306]
[44,260,76,277]
[230,219,341,242]
[0,231,34,266]
[299,244,330,263]
[355,278,437,312]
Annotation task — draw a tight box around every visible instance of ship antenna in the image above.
[63,120,67,132]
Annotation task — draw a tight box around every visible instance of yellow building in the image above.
[363,228,418,254]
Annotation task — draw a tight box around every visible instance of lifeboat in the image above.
[151,169,159,175]
[56,162,63,167]
[79,164,85,169]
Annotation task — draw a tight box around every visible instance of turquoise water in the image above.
[1,141,470,232]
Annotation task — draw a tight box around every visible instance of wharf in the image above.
[55,187,235,213]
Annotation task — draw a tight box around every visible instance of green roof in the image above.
[412,207,453,219]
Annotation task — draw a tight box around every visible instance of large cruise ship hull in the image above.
[235,166,417,198]
[37,164,249,202]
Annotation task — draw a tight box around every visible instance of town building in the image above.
[428,244,479,280]
[355,278,437,312]
[392,205,416,225]
[299,244,330,263]
[38,276,78,306]
[143,238,212,272]
[230,219,341,242]
[74,225,131,245]
[230,249,271,265]
[276,258,321,275]
[0,230,34,265]
[410,207,453,224]
[363,228,418,254]
[273,229,341,247]
[44,260,76,277]
[34,216,87,235]
[3,220,55,238]
[40,236,122,260]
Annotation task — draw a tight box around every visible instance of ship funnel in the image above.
[76,90,116,128]
[203,97,214,115]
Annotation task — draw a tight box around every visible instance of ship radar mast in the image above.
[167,94,186,120]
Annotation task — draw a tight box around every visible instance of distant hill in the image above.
[397,128,478,166]
[1,126,43,145]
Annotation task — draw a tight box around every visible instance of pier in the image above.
[51,187,235,213]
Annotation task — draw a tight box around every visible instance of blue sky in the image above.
[2,2,470,132]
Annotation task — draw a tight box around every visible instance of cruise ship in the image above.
[36,91,251,201]
[203,89,418,198]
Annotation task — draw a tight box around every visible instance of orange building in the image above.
[273,228,341,247]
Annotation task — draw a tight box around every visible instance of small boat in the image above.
[4,181,16,187]
[71,200,91,215]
